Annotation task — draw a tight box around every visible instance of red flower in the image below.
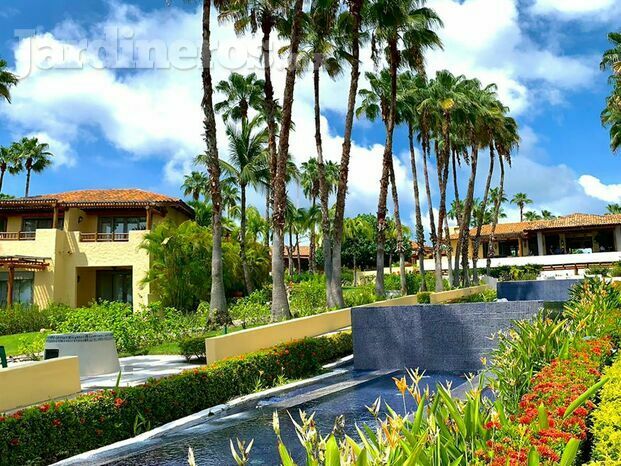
[114,398,125,409]
[39,404,51,413]
[9,438,19,447]
[0,416,5,422]
[52,419,61,427]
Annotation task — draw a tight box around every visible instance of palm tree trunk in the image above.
[444,215,453,287]
[330,0,362,310]
[309,196,316,274]
[0,167,5,193]
[353,255,357,286]
[456,144,479,288]
[240,183,254,294]
[271,0,304,321]
[487,154,505,274]
[264,187,271,247]
[421,131,440,291]
[288,225,294,276]
[451,150,462,286]
[388,158,407,296]
[408,124,426,291]
[313,65,333,306]
[472,144,495,283]
[25,167,31,198]
[375,39,399,299]
[201,0,228,324]
[296,232,301,274]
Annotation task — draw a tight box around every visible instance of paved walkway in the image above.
[80,355,202,391]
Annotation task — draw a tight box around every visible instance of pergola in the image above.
[0,256,50,307]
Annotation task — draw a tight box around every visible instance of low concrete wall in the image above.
[352,301,548,372]
[0,357,81,412]
[429,285,491,304]
[205,294,419,363]
[497,279,581,302]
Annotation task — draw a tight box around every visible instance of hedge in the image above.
[484,338,612,464]
[0,332,352,466]
[588,354,621,465]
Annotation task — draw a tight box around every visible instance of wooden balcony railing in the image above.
[0,231,36,241]
[79,232,130,243]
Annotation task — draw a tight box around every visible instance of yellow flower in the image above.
[393,376,407,396]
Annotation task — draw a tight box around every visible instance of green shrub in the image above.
[485,264,543,281]
[229,291,271,328]
[343,285,376,308]
[610,261,621,277]
[57,302,208,354]
[179,336,206,362]
[0,332,353,465]
[588,356,621,465]
[416,291,431,304]
[450,289,497,303]
[586,265,611,277]
[289,276,328,316]
[0,303,70,336]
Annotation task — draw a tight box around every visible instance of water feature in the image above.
[104,370,465,466]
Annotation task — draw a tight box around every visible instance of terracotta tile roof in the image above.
[272,245,311,258]
[0,189,194,216]
[451,213,621,240]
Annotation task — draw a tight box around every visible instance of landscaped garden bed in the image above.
[0,332,352,465]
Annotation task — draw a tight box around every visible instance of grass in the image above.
[0,331,41,357]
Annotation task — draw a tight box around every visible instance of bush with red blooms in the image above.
[0,332,352,466]
[482,338,612,465]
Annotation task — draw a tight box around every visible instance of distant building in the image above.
[0,189,193,309]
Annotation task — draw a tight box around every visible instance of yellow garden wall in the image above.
[205,294,419,363]
[0,357,81,413]
[429,284,491,304]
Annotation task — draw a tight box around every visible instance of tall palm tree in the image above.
[215,72,265,124]
[540,210,555,220]
[511,193,533,222]
[181,171,208,201]
[296,0,345,304]
[197,0,228,324]
[366,0,442,297]
[602,88,621,153]
[401,73,428,291]
[330,0,364,308]
[11,137,53,197]
[606,203,621,215]
[221,116,269,293]
[601,32,621,76]
[487,116,518,273]
[0,59,18,104]
[0,145,19,193]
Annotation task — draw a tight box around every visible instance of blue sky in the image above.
[0,0,620,230]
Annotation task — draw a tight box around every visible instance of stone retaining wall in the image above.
[497,279,581,302]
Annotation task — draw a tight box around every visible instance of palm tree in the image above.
[245,206,268,243]
[215,72,265,124]
[330,0,364,308]
[220,177,241,219]
[606,203,621,215]
[540,210,555,220]
[511,193,533,222]
[366,0,442,297]
[601,32,621,76]
[11,137,53,197]
[221,116,269,293]
[343,216,373,286]
[0,145,18,193]
[197,0,227,324]
[0,59,18,104]
[181,171,208,202]
[487,116,518,273]
[524,211,542,222]
[602,88,621,153]
[296,0,345,304]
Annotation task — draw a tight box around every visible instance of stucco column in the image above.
[615,226,621,252]
[537,232,545,256]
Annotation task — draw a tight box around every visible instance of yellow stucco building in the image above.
[0,189,193,309]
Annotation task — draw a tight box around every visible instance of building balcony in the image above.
[0,231,36,241]
[79,232,130,243]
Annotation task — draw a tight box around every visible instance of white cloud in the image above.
[578,175,621,203]
[530,0,617,16]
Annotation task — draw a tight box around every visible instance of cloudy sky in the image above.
[0,0,620,231]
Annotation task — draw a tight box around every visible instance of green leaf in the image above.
[325,435,341,466]
[563,377,609,419]
[537,404,549,430]
[559,438,580,466]
[527,448,540,466]
[278,441,297,466]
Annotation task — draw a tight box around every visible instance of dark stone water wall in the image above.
[496,279,581,302]
[352,301,549,372]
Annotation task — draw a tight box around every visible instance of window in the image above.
[0,271,34,306]
[22,217,64,232]
[98,217,146,234]
[96,269,132,304]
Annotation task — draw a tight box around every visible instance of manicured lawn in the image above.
[0,331,41,357]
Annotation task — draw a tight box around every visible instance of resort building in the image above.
[445,213,621,272]
[0,189,193,309]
